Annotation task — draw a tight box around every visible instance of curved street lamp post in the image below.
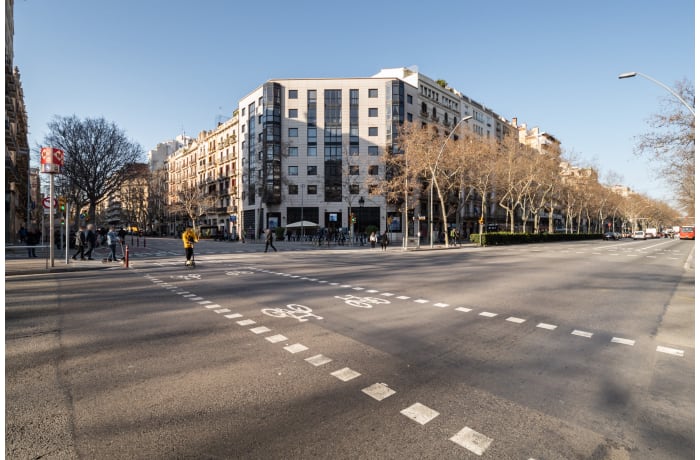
[618,72,694,115]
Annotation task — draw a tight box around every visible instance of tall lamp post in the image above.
[430,115,472,248]
[618,72,695,115]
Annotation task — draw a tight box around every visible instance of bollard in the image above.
[143,237,146,247]
[124,245,129,268]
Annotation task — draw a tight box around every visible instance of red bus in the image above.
[679,226,695,240]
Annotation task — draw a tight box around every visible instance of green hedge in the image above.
[469,232,601,246]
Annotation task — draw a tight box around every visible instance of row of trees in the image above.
[376,121,681,238]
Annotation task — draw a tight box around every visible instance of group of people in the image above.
[71,224,123,261]
[367,230,390,251]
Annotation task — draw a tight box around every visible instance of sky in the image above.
[12,0,695,205]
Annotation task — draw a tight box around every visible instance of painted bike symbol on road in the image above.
[334,294,390,309]
[261,304,323,322]
[171,273,201,280]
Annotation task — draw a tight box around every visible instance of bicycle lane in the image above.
[139,264,621,458]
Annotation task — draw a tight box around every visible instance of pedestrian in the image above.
[118,227,126,245]
[26,227,39,258]
[369,231,377,249]
[106,226,119,261]
[264,228,277,253]
[17,225,27,244]
[72,226,86,260]
[182,226,198,266]
[84,224,97,260]
[380,230,389,251]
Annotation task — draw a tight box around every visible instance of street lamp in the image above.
[618,72,695,115]
[358,196,365,246]
[430,115,472,248]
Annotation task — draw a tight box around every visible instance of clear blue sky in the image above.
[13,0,694,205]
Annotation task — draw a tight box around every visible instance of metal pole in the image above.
[65,202,70,263]
[49,174,55,267]
[618,72,694,115]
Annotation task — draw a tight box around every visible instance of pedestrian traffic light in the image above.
[58,197,66,211]
[351,213,356,224]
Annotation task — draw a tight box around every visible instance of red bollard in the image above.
[124,245,129,268]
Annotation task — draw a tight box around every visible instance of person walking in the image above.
[106,226,120,261]
[84,224,97,260]
[182,226,198,266]
[264,228,277,253]
[380,230,389,251]
[72,226,86,260]
[26,227,39,258]
[369,231,377,249]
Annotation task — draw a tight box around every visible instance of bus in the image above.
[679,226,695,240]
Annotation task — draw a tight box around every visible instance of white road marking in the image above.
[537,323,557,330]
[183,294,196,297]
[331,367,361,382]
[414,299,429,304]
[189,297,204,301]
[284,343,309,354]
[657,346,684,357]
[571,329,593,338]
[400,403,439,425]
[265,334,287,343]
[353,287,365,291]
[380,293,394,296]
[250,326,271,334]
[206,304,222,309]
[362,383,396,401]
[224,313,242,319]
[236,319,256,326]
[450,426,493,455]
[198,300,212,305]
[433,303,449,308]
[396,296,410,300]
[506,317,526,324]
[214,308,231,314]
[366,289,378,293]
[479,312,498,318]
[305,354,332,366]
[455,307,473,313]
[611,337,635,346]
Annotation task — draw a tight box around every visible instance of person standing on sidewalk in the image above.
[264,228,277,253]
[380,230,389,251]
[72,226,86,260]
[84,224,97,260]
[26,227,39,258]
[106,227,119,262]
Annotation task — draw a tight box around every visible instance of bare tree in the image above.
[172,183,216,231]
[634,79,695,214]
[43,116,143,222]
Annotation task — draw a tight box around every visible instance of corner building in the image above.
[237,67,511,240]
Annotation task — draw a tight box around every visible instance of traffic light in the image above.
[351,213,356,224]
[58,197,66,212]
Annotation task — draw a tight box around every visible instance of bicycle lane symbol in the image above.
[261,304,323,322]
[333,294,391,309]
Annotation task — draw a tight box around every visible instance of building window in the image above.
[349,184,359,194]
[289,184,299,194]
[289,89,298,99]
[368,127,378,136]
[289,108,298,118]
[349,165,360,175]
[368,107,378,117]
[288,147,298,157]
[308,146,317,156]
[307,165,317,175]
[368,88,378,98]
[288,166,298,176]
[368,145,379,156]
[368,165,379,175]
[307,184,317,194]
[407,94,413,104]
[289,128,298,137]
[407,113,413,122]
[349,145,359,156]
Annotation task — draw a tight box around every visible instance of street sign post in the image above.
[40,147,65,267]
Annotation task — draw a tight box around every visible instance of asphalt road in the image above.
[5,238,694,459]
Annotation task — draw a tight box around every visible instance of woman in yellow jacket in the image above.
[182,227,199,266]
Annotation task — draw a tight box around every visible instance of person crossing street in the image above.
[182,226,199,266]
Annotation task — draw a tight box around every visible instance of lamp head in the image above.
[618,72,637,79]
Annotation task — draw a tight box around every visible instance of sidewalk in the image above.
[4,255,115,276]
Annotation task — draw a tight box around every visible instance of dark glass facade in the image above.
[262,82,282,204]
[324,89,342,202]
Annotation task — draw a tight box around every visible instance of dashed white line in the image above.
[331,367,361,382]
[380,293,394,297]
[414,299,429,304]
[433,303,449,308]
[265,334,288,343]
[537,323,557,330]
[396,296,410,300]
[506,317,526,324]
[214,308,231,314]
[250,326,271,334]
[657,345,684,357]
[400,403,439,425]
[305,354,333,366]
[362,383,396,401]
[455,307,473,313]
[189,297,204,301]
[450,426,493,456]
[198,300,213,305]
[224,313,242,319]
[479,312,498,318]
[237,319,256,326]
[611,337,635,346]
[571,329,593,338]
[284,343,309,354]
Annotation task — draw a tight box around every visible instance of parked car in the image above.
[632,230,647,240]
[603,232,619,240]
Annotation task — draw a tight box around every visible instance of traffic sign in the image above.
[42,197,57,209]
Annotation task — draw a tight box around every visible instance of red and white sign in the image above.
[42,197,57,209]
[40,147,65,166]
